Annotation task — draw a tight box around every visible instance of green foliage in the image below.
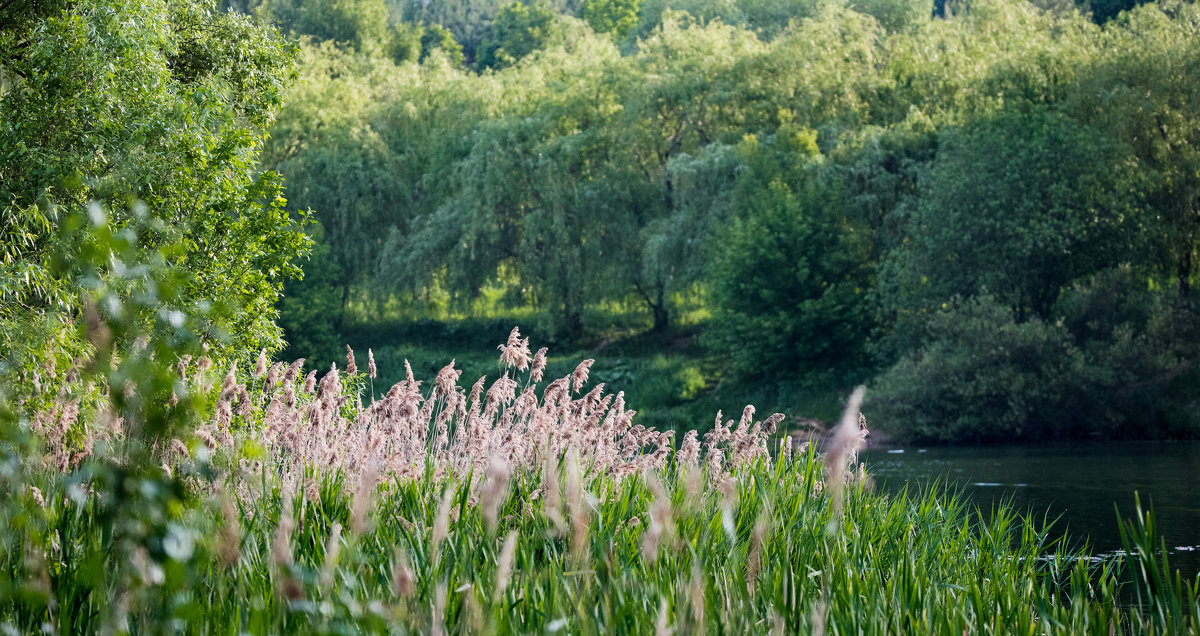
[0,206,220,632]
[278,224,346,369]
[420,22,466,64]
[381,33,644,338]
[399,0,521,61]
[258,0,464,64]
[262,43,399,315]
[850,0,931,31]
[257,0,1200,440]
[1070,3,1200,297]
[865,4,1200,440]
[1090,0,1141,21]
[707,132,875,384]
[871,273,1200,443]
[0,0,308,371]
[870,295,1081,442]
[735,0,828,38]
[475,0,566,69]
[634,0,744,38]
[880,107,1142,334]
[262,0,392,49]
[582,0,641,38]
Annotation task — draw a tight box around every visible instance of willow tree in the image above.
[262,44,406,321]
[613,16,768,330]
[383,35,632,337]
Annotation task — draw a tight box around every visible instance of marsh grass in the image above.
[1,329,1198,634]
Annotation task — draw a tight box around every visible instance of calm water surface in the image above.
[861,441,1200,580]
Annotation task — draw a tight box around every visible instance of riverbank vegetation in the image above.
[244,0,1200,442]
[3,304,1199,632]
[3,0,1200,630]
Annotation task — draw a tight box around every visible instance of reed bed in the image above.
[2,328,1198,634]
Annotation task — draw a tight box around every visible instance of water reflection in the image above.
[861,441,1200,580]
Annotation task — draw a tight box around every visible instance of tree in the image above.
[706,131,875,383]
[261,43,404,322]
[870,269,1200,443]
[878,106,1142,345]
[0,0,308,370]
[400,0,516,62]
[1068,3,1200,300]
[850,0,931,31]
[381,35,633,337]
[868,295,1080,442]
[582,0,641,38]
[619,16,767,330]
[261,0,392,50]
[633,0,743,39]
[420,22,465,65]
[277,223,345,367]
[475,1,564,69]
[1089,0,1141,22]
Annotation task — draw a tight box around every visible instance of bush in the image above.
[870,275,1200,442]
[869,295,1078,442]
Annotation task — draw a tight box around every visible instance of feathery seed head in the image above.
[571,359,594,393]
[218,490,241,568]
[284,358,305,384]
[824,386,868,517]
[494,530,518,602]
[498,326,532,371]
[392,549,415,598]
[435,360,461,398]
[272,492,295,567]
[253,350,267,378]
[431,487,455,560]
[530,347,548,382]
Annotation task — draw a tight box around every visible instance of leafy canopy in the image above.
[0,0,308,375]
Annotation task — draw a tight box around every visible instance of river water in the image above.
[861,441,1200,581]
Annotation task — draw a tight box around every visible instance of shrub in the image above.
[869,295,1078,442]
[871,271,1200,443]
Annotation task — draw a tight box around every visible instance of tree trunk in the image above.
[564,304,584,340]
[652,304,669,333]
[651,283,669,333]
[336,282,350,331]
[1179,248,1192,302]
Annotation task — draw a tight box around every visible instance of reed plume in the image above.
[823,386,867,517]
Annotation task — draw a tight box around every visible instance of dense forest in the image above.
[237,0,1200,442]
[4,0,1199,441]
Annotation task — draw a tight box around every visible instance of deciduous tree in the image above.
[0,0,307,370]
